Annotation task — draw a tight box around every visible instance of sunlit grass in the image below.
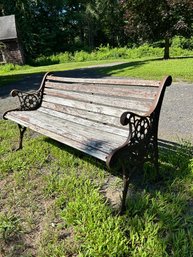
[98,57,193,81]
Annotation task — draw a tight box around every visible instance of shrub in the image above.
[172,36,193,50]
[58,52,73,63]
[74,50,93,62]
[32,55,59,66]
[29,42,193,67]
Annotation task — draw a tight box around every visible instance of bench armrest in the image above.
[3,72,50,119]
[120,111,151,143]
[3,89,43,120]
[10,89,42,111]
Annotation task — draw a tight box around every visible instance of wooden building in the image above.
[0,14,24,65]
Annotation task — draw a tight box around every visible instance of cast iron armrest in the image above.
[10,89,43,111]
[120,111,152,143]
[3,89,43,120]
[3,72,50,120]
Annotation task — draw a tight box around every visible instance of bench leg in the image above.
[17,124,26,150]
[119,163,136,215]
[120,173,130,215]
[152,141,160,179]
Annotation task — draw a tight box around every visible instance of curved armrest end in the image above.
[120,111,148,126]
[10,89,20,97]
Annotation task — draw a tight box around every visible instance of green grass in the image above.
[0,120,192,256]
[0,60,122,87]
[97,57,193,81]
[1,56,193,89]
[1,44,193,88]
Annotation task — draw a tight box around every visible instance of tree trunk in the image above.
[164,38,170,59]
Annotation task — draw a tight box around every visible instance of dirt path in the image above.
[0,65,193,143]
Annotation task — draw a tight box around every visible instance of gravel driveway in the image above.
[0,65,193,143]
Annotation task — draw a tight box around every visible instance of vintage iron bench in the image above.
[3,72,172,213]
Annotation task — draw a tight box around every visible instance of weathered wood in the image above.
[43,87,152,111]
[6,111,126,154]
[39,107,128,137]
[6,112,108,161]
[46,75,160,87]
[42,94,149,117]
[42,95,147,118]
[45,81,157,100]
[40,103,122,128]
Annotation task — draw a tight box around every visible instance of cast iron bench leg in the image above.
[119,163,136,215]
[17,124,26,150]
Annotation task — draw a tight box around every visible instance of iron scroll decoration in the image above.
[11,90,43,111]
[120,112,152,144]
[3,72,51,119]
[107,111,157,169]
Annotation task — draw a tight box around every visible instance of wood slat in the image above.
[6,111,126,154]
[42,95,147,117]
[5,112,108,161]
[43,88,152,111]
[46,75,160,87]
[39,107,128,137]
[45,81,157,100]
[41,102,122,127]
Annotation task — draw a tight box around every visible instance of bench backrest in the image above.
[39,74,171,130]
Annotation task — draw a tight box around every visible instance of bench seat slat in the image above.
[7,113,107,161]
[39,107,128,137]
[6,111,127,159]
[41,102,122,128]
[43,88,152,111]
[45,81,157,100]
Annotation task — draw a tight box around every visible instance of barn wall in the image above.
[2,40,24,65]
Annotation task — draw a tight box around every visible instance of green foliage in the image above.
[30,44,193,66]
[0,0,125,58]
[0,63,30,73]
[172,36,193,50]
[121,0,193,59]
[0,212,22,242]
[61,180,129,256]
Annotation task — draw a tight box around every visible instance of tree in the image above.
[121,0,193,59]
[0,0,126,58]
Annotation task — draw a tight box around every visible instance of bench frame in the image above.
[3,73,172,214]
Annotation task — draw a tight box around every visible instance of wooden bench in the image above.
[3,72,172,213]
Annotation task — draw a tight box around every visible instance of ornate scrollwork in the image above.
[16,91,42,110]
[107,111,158,169]
[10,89,43,111]
[121,112,151,144]
[3,72,50,120]
[3,89,43,120]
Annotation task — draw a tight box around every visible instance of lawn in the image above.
[0,120,192,256]
[98,57,193,81]
[0,60,122,87]
[1,57,193,88]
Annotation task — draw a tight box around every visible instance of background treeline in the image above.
[0,0,193,61]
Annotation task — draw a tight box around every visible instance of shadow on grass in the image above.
[0,59,155,98]
[44,136,192,199]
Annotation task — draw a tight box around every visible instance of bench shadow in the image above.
[43,137,192,215]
